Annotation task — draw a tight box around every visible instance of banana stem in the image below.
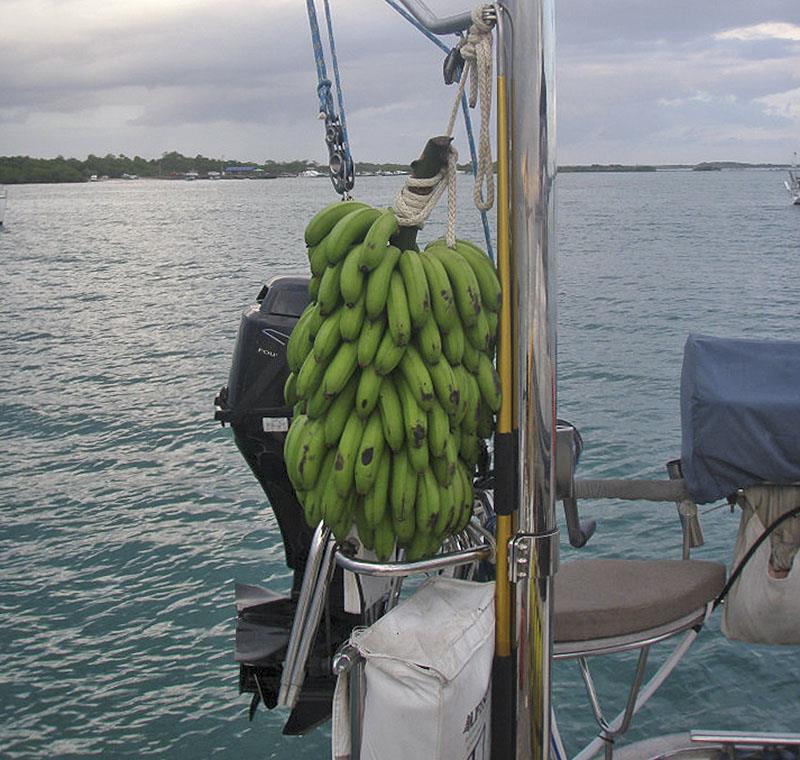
[393,136,453,251]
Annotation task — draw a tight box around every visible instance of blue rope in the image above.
[306,0,334,116]
[323,0,351,161]
[382,0,494,261]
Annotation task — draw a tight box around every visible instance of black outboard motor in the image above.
[215,275,312,594]
[215,275,357,732]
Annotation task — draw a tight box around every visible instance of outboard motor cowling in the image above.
[216,275,359,733]
[216,275,311,588]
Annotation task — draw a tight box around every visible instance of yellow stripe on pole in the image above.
[496,74,513,436]
[494,71,513,658]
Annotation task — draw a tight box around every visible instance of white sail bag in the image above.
[332,576,495,760]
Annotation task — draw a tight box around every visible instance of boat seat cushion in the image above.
[554,559,726,643]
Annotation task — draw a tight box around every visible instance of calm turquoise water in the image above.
[0,172,797,758]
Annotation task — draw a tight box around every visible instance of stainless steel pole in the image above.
[504,0,558,758]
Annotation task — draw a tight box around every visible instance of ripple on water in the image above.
[1,173,799,758]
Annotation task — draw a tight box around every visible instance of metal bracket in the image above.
[508,530,560,583]
[394,0,473,35]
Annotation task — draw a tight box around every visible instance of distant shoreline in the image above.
[0,152,792,185]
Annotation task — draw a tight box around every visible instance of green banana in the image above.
[322,487,348,532]
[308,275,320,301]
[340,243,366,305]
[428,245,482,327]
[398,345,435,410]
[293,399,306,417]
[398,250,431,329]
[360,209,399,271]
[451,365,469,426]
[331,491,357,542]
[460,431,480,468]
[312,307,342,362]
[318,260,344,316]
[466,309,491,353]
[418,469,441,533]
[323,374,359,446]
[420,252,457,333]
[454,239,502,312]
[386,270,411,346]
[364,451,390,528]
[477,352,502,412]
[461,370,480,435]
[339,293,365,342]
[354,410,386,495]
[306,379,334,419]
[308,243,329,278]
[416,315,442,365]
[284,413,309,489]
[477,402,494,439]
[432,455,452,488]
[354,496,375,551]
[304,199,369,246]
[485,309,498,348]
[307,302,324,337]
[449,460,464,530]
[296,350,328,400]
[407,439,429,473]
[428,356,460,416]
[406,530,432,561]
[296,417,326,490]
[355,365,383,419]
[395,375,427,451]
[443,433,458,485]
[365,245,400,319]
[441,319,465,366]
[390,449,416,544]
[427,400,449,459]
[304,449,336,527]
[456,461,475,531]
[378,375,404,452]
[283,372,298,406]
[321,341,359,398]
[374,515,396,562]
[286,304,316,373]
[357,316,385,368]
[461,335,480,373]
[333,414,366,497]
[373,330,406,376]
[433,479,455,537]
[324,206,383,264]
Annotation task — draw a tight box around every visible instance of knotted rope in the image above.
[394,6,494,247]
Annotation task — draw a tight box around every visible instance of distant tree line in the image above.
[0,153,788,184]
[0,153,326,184]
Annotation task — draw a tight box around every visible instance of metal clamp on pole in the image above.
[509,530,560,583]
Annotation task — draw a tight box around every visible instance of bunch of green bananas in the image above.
[283,199,501,562]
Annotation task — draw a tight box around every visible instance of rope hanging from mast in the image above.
[393,6,495,249]
[383,0,495,259]
[305,0,355,198]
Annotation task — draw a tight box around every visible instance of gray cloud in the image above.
[1,0,798,163]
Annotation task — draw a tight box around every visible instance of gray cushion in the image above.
[554,559,726,643]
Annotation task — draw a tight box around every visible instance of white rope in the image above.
[393,5,494,246]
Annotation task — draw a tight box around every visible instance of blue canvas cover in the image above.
[681,334,800,504]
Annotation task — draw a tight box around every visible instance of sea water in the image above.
[0,171,797,758]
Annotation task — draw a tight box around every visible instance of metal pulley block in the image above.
[324,116,354,197]
[443,46,465,85]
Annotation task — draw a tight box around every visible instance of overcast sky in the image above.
[1,0,798,164]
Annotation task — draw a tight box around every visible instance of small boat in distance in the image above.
[785,153,800,205]
[0,186,6,226]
